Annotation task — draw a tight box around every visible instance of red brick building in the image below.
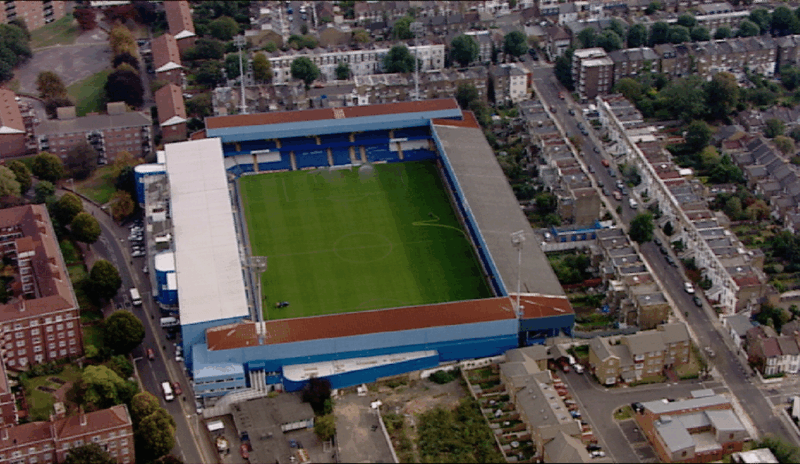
[152,33,184,88]
[155,83,187,144]
[0,205,83,371]
[164,0,196,54]
[0,1,66,31]
[0,405,134,464]
[0,362,16,428]
[0,88,26,159]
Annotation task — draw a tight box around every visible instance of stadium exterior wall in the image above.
[520,313,575,344]
[281,352,440,392]
[181,316,252,371]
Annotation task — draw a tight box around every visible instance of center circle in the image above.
[333,232,393,263]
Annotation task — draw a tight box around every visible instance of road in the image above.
[525,63,800,451]
[70,192,213,464]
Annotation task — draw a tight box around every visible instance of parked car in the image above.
[693,296,702,307]
[173,382,182,395]
[601,159,610,167]
[147,348,155,360]
[568,108,575,115]
[589,165,595,173]
[587,443,602,451]
[684,282,695,294]
[666,255,677,267]
[593,146,600,153]
[573,364,584,374]
[590,450,606,458]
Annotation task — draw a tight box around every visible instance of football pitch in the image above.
[239,160,493,320]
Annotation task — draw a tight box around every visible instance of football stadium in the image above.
[154,99,575,400]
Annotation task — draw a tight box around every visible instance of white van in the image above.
[629,198,638,209]
[130,288,142,306]
[161,381,174,401]
[160,317,179,328]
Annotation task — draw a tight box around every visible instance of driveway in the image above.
[15,28,111,95]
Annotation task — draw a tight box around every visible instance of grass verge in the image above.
[75,164,117,205]
[30,16,80,49]
[67,69,110,117]
[614,405,633,421]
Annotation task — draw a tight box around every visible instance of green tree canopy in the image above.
[677,13,697,28]
[393,16,414,40]
[577,28,596,48]
[224,52,244,80]
[6,161,31,194]
[352,29,370,44]
[771,6,799,36]
[302,377,332,415]
[290,56,321,89]
[130,391,160,424]
[659,76,707,122]
[136,408,176,462]
[52,192,84,225]
[65,142,99,180]
[34,181,55,205]
[450,34,479,67]
[668,25,691,44]
[103,310,144,355]
[749,8,772,34]
[738,19,761,37]
[607,19,626,38]
[690,26,710,42]
[335,61,351,80]
[252,52,272,82]
[208,16,239,41]
[0,166,20,199]
[110,191,135,222]
[649,21,670,45]
[781,65,800,90]
[627,24,648,48]
[765,118,786,138]
[775,135,795,155]
[32,152,65,183]
[194,60,225,88]
[614,78,644,102]
[184,38,225,61]
[78,365,138,410]
[629,213,655,243]
[105,68,144,108]
[705,71,739,120]
[64,443,116,464]
[714,26,732,39]
[89,260,122,301]
[554,49,574,90]
[597,30,623,52]
[70,212,101,244]
[685,120,713,152]
[503,31,527,57]
[36,71,68,100]
[382,45,416,74]
[455,83,480,109]
[315,414,336,441]
[0,23,32,69]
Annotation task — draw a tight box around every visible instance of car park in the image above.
[684,282,695,294]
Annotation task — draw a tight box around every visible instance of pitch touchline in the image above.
[268,239,436,258]
[412,213,469,240]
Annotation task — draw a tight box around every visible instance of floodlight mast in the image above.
[511,230,526,317]
[411,21,423,101]
[235,35,247,114]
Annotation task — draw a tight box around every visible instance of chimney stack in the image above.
[79,407,86,426]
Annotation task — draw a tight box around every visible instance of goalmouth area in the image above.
[239,160,493,320]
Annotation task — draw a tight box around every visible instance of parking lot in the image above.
[617,419,658,463]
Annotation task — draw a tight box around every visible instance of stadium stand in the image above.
[295,149,329,169]
[256,152,292,172]
[393,127,430,139]
[331,148,352,166]
[366,145,401,163]
[403,149,437,162]
[357,129,391,145]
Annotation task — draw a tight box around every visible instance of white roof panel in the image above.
[165,138,250,325]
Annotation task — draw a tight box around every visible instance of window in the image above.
[30,320,38,327]
[15,332,22,339]
[28,447,36,454]
[66,322,73,329]
[58,341,65,348]
[31,329,39,336]
[92,436,100,443]
[49,351,56,358]
[60,349,66,356]
[46,326,53,333]
[17,349,25,356]
[13,323,21,330]
[56,324,63,331]
[33,346,42,353]
[15,341,23,347]
[57,333,64,339]
[67,331,74,337]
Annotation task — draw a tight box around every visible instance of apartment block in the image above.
[0,205,82,371]
[0,1,66,31]
[152,33,184,88]
[353,67,487,105]
[0,405,134,464]
[35,103,152,164]
[0,362,15,428]
[608,47,659,84]
[155,83,187,144]
[463,30,494,63]
[164,0,196,54]
[0,88,25,159]
[267,43,446,85]
[694,3,749,33]
[572,48,613,100]
[490,63,530,104]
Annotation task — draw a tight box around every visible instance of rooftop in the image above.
[152,33,183,72]
[0,88,24,134]
[34,111,151,137]
[165,138,250,326]
[155,83,187,127]
[164,0,196,39]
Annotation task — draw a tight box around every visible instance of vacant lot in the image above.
[240,161,491,320]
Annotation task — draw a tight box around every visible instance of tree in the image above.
[645,1,661,15]
[78,365,138,410]
[0,166,20,199]
[64,443,115,464]
[771,6,799,36]
[607,19,626,39]
[108,355,133,379]
[781,65,800,90]
[208,16,239,41]
[685,120,713,152]
[251,52,272,82]
[290,56,320,89]
[130,392,160,424]
[34,181,55,205]
[52,192,83,225]
[73,7,98,31]
[750,8,772,34]
[112,51,139,70]
[382,45,416,74]
[7,161,31,194]
[660,76,706,122]
[224,52,244,80]
[677,13,697,29]
[314,414,336,441]
[456,83,480,109]
[0,24,31,67]
[614,78,644,102]
[790,127,800,142]
[627,24,648,48]
[194,60,224,88]
[630,213,655,243]
[103,310,144,355]
[89,260,122,301]
[70,212,101,244]
[738,19,761,37]
[705,72,739,120]
[185,93,212,118]
[714,26,732,39]
[110,191,135,221]
[105,68,144,108]
[287,34,318,50]
[43,95,75,119]
[765,118,786,138]
[753,436,800,463]
[0,61,11,83]
[554,49,574,90]
[450,34,479,67]
[183,38,225,61]
[36,71,68,100]
[302,377,332,415]
[649,22,670,46]
[136,408,176,462]
[668,25,691,44]
[596,30,623,52]
[690,26,710,42]
[577,28,596,48]
[109,25,136,57]
[65,142,99,180]
[352,29,370,44]
[330,61,349,81]
[32,152,65,183]
[503,31,527,58]
[775,135,795,155]
[393,16,413,40]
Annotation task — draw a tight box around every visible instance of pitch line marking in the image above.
[412,213,469,240]
[267,238,436,259]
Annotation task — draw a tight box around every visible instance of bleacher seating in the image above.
[331,148,352,166]
[280,137,316,150]
[402,149,437,162]
[257,153,292,172]
[294,149,329,169]
[365,145,400,163]
[319,133,351,145]
[357,130,390,145]
[393,126,430,139]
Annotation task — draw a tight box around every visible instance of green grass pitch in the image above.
[239,160,493,320]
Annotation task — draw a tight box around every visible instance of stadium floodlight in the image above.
[234,35,247,114]
[411,21,423,101]
[511,230,526,316]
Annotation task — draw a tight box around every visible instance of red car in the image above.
[146,348,155,361]
[172,382,182,395]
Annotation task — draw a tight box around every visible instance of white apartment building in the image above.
[268,43,446,84]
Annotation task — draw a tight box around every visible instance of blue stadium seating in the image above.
[257,157,292,172]
[294,150,329,169]
[319,133,351,145]
[365,145,400,163]
[402,149,437,162]
[280,137,317,150]
[331,148,352,166]
[393,127,430,139]
[357,130,390,145]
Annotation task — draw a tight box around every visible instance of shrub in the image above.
[429,369,459,384]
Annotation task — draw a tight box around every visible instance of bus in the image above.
[161,381,174,401]
[130,288,142,306]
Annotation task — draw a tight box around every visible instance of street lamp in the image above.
[511,230,525,316]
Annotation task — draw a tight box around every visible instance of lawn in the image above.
[30,16,80,49]
[240,161,492,320]
[614,405,633,421]
[82,325,105,352]
[23,364,82,421]
[67,264,86,284]
[67,69,110,117]
[75,164,117,205]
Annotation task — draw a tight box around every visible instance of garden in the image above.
[18,363,82,422]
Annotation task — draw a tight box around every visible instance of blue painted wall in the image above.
[194,363,247,396]
[181,315,252,373]
[134,166,166,205]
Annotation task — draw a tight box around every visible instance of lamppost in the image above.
[511,230,525,316]
[410,21,423,101]
[234,35,247,114]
